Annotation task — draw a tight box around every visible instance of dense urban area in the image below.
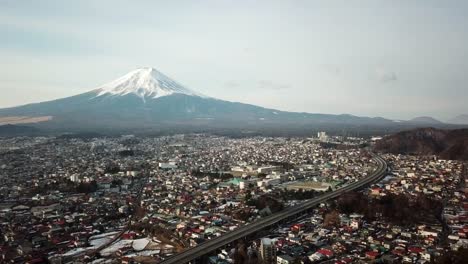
[0,133,466,264]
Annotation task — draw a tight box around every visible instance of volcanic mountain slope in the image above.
[0,124,42,136]
[95,67,205,99]
[0,67,398,131]
[374,127,468,160]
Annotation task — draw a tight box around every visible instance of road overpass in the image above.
[160,155,388,264]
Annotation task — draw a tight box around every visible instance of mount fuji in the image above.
[95,67,206,100]
[0,67,404,133]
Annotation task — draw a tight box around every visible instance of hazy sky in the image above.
[1,0,467,120]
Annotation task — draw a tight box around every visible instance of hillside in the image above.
[374,127,468,160]
[0,124,41,136]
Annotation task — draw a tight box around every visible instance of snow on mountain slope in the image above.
[0,66,403,131]
[95,67,205,100]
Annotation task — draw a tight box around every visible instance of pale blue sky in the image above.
[1,0,467,120]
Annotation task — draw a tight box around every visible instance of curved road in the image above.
[161,154,387,264]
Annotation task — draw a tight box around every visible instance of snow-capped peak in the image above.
[95,67,205,100]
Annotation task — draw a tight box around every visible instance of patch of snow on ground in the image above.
[89,237,112,248]
[90,259,116,264]
[62,247,87,257]
[100,239,133,257]
[133,250,161,256]
[132,238,150,251]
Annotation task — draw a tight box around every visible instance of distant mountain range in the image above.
[408,116,443,124]
[449,114,468,125]
[0,67,466,134]
[374,127,468,160]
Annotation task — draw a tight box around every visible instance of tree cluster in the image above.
[118,149,135,157]
[245,195,284,213]
[435,247,468,264]
[323,210,341,227]
[104,163,120,174]
[336,191,442,226]
[76,180,98,193]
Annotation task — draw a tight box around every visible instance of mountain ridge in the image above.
[408,116,443,124]
[0,67,463,133]
[449,114,468,125]
[374,127,468,160]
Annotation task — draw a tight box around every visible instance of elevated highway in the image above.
[161,154,387,264]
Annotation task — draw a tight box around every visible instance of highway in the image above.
[160,154,387,264]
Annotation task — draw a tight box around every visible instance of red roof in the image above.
[408,246,424,253]
[27,258,46,264]
[122,232,136,239]
[392,249,405,256]
[463,202,468,210]
[318,248,334,257]
[366,251,379,257]
[54,219,65,225]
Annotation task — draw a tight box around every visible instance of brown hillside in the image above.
[374,128,468,160]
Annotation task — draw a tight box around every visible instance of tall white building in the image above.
[317,131,328,141]
[70,174,80,182]
[260,238,276,264]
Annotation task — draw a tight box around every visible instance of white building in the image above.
[277,255,294,264]
[317,131,328,141]
[260,238,276,264]
[70,174,80,182]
